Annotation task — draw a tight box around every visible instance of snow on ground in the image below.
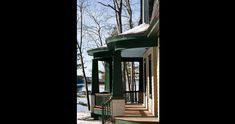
[77,120,102,124]
[77,111,91,120]
[77,119,102,124]
[77,85,104,124]
[77,112,102,124]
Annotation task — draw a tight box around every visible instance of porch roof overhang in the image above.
[87,17,159,58]
[87,46,109,56]
[106,17,159,51]
[87,46,113,59]
[87,47,146,59]
[121,48,146,58]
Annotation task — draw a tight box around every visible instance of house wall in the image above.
[154,37,159,117]
[143,46,158,116]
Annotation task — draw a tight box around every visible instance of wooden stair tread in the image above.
[93,107,102,110]
[94,107,111,110]
[94,106,111,108]
[115,117,159,122]
[95,93,111,96]
[94,105,102,108]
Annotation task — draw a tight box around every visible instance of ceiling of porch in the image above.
[121,47,147,58]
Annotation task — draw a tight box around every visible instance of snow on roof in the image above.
[121,23,150,35]
[101,44,107,47]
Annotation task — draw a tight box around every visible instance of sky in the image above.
[77,0,140,77]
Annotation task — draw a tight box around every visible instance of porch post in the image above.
[109,60,112,93]
[91,59,99,118]
[112,50,123,97]
[91,59,99,94]
[139,60,144,103]
[111,50,125,119]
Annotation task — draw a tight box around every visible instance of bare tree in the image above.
[123,0,133,29]
[123,0,136,95]
[126,62,131,91]
[98,0,138,100]
[98,0,123,33]
[84,14,106,70]
[77,0,90,110]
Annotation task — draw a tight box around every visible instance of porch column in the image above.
[112,50,123,97]
[91,59,99,118]
[91,59,99,94]
[139,60,144,103]
[111,50,125,118]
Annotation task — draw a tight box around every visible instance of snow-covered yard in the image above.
[77,112,101,124]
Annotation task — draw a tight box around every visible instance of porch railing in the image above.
[124,91,142,104]
[95,93,111,107]
[102,97,112,124]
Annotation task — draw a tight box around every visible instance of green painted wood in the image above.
[94,108,111,116]
[107,35,157,51]
[115,119,159,124]
[139,60,144,103]
[94,108,102,115]
[87,18,159,58]
[106,17,159,51]
[94,51,113,58]
[112,51,123,98]
[95,94,111,106]
[87,47,109,56]
[91,59,99,95]
[87,46,114,59]
[109,60,112,93]
[139,60,143,92]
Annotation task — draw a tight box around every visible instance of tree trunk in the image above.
[123,62,126,91]
[113,0,123,33]
[124,0,133,29]
[78,1,90,110]
[132,62,136,102]
[78,47,90,110]
[125,62,131,91]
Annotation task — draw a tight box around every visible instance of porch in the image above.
[104,104,159,124]
[87,8,159,124]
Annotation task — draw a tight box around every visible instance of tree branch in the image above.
[123,2,127,8]
[98,2,119,13]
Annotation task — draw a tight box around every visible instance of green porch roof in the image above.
[107,18,159,51]
[87,17,159,57]
[87,46,114,59]
[87,47,109,56]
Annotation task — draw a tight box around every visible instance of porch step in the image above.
[124,104,153,117]
[95,93,111,96]
[93,107,102,115]
[115,117,159,124]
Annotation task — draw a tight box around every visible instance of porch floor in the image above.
[123,103,153,116]
[114,103,159,123]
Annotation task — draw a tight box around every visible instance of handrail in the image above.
[102,97,112,124]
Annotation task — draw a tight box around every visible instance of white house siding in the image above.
[157,37,160,118]
[143,46,158,116]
